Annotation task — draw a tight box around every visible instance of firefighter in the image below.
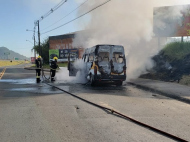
[35,56,42,83]
[50,57,59,81]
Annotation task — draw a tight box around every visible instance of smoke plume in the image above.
[73,0,187,80]
[56,62,87,84]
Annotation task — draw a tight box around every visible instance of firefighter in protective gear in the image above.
[50,57,59,81]
[35,56,42,83]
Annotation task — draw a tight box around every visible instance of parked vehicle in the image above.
[68,44,127,86]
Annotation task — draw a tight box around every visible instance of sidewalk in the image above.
[128,78,190,104]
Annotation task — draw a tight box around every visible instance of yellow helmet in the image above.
[38,56,41,59]
[53,57,58,60]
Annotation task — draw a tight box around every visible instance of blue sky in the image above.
[1,0,190,58]
[0,0,87,57]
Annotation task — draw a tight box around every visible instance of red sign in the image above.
[31,57,36,63]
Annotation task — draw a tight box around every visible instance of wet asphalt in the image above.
[0,64,190,142]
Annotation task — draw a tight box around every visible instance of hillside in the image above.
[140,41,190,85]
[0,47,29,60]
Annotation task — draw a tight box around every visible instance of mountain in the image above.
[0,47,29,60]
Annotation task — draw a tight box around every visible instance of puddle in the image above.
[0,79,36,84]
[8,86,64,94]
[54,86,70,92]
[6,84,71,94]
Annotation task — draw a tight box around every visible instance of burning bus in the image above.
[68,44,127,86]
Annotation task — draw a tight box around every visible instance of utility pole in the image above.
[37,20,41,56]
[33,35,36,58]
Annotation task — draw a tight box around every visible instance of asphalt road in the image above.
[0,64,190,142]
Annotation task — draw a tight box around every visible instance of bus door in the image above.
[111,46,126,74]
[97,46,111,75]
[68,53,78,76]
[84,54,92,74]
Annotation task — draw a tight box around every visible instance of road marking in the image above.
[0,68,6,80]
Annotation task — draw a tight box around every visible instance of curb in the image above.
[128,82,190,105]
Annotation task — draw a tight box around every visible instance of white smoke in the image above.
[154,6,183,30]
[56,59,87,83]
[56,68,87,84]
[72,0,188,80]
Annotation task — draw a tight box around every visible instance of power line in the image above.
[41,0,111,35]
[41,0,90,31]
[33,0,68,56]
[35,0,67,24]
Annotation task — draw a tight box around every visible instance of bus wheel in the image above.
[90,75,95,86]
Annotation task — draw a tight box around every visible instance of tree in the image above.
[32,38,49,64]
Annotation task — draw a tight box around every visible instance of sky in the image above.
[0,0,88,57]
[1,0,190,58]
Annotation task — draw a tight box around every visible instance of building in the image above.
[49,33,84,62]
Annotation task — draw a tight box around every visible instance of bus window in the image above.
[89,54,94,62]
[83,55,86,62]
[85,54,89,62]
[98,52,109,62]
[113,52,123,63]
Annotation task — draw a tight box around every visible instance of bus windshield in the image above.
[112,52,124,63]
[98,52,109,62]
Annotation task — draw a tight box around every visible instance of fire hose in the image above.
[42,67,51,81]
[25,66,188,141]
[24,67,59,81]
[45,82,188,142]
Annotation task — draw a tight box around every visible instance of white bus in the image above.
[68,44,127,86]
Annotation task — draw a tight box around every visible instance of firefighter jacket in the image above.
[35,58,42,69]
[50,60,58,70]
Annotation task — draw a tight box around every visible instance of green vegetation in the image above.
[149,41,190,86]
[32,38,49,64]
[162,41,190,61]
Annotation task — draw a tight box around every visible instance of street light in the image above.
[26,40,33,44]
[26,28,43,57]
[26,29,36,58]
[26,39,36,57]
[26,29,37,33]
[26,40,41,45]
